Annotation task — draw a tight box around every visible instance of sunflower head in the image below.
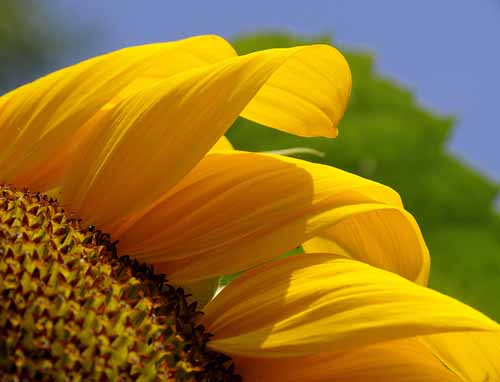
[0,185,239,382]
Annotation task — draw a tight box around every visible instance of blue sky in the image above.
[48,0,500,182]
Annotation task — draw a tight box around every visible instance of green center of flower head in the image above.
[0,185,240,382]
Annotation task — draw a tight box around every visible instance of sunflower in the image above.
[0,35,498,381]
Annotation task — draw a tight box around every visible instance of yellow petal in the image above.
[235,338,461,382]
[202,254,498,358]
[58,45,351,231]
[0,35,236,190]
[115,152,402,283]
[241,43,351,137]
[303,208,430,285]
[420,332,500,381]
[210,136,234,151]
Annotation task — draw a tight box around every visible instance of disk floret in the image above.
[0,185,240,382]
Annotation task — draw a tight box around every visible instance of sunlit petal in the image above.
[0,35,236,190]
[210,136,234,151]
[202,254,498,357]
[235,337,460,382]
[57,45,351,231]
[421,332,500,381]
[240,43,351,137]
[115,152,403,283]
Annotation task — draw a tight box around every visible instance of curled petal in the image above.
[303,207,430,285]
[240,43,351,138]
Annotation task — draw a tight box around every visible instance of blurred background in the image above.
[2,0,499,318]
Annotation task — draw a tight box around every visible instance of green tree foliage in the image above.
[0,0,73,92]
[227,33,500,319]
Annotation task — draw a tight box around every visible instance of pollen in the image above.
[0,185,240,382]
